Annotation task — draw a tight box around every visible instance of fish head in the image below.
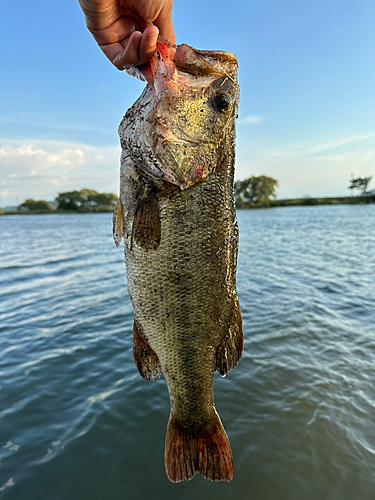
[121,38,239,189]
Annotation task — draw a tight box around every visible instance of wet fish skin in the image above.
[114,38,242,483]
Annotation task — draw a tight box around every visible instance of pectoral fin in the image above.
[215,295,243,376]
[133,320,161,381]
[133,193,161,250]
[113,199,124,247]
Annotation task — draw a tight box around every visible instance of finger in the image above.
[88,16,139,46]
[119,31,143,67]
[100,31,143,69]
[137,25,159,67]
[99,41,128,69]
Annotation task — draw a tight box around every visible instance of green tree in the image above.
[55,190,87,210]
[234,175,278,208]
[348,176,373,197]
[18,199,53,212]
[56,189,117,211]
[88,192,117,209]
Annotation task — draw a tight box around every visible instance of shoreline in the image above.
[0,209,115,216]
[236,196,374,209]
[1,197,373,215]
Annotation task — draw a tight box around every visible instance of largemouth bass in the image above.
[113,38,242,483]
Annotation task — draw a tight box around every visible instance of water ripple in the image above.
[0,208,374,500]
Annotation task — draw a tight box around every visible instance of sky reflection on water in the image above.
[0,206,374,499]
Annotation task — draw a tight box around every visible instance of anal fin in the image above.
[215,295,243,376]
[133,320,161,381]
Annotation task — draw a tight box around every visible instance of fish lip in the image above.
[155,119,214,146]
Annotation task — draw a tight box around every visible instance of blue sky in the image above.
[1,0,374,206]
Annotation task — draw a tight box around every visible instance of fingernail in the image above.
[147,31,159,48]
[133,34,142,51]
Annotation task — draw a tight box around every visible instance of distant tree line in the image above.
[6,174,374,214]
[234,175,278,208]
[55,189,117,211]
[234,174,374,208]
[16,189,117,213]
[18,199,54,212]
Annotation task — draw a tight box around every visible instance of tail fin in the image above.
[164,410,233,483]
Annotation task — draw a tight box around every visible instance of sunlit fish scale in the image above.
[113,37,242,483]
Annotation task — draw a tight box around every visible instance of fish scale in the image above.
[114,37,242,482]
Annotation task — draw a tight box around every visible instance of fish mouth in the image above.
[155,120,214,147]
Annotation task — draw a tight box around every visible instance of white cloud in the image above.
[238,114,265,125]
[0,139,121,206]
[305,134,375,154]
[236,133,375,199]
[0,115,112,134]
[0,144,85,168]
[1,133,374,206]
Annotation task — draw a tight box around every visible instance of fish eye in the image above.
[213,93,232,111]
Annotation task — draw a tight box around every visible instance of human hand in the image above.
[78,0,175,82]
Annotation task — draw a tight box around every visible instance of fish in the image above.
[113,37,242,483]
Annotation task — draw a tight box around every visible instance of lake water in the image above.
[0,205,374,500]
